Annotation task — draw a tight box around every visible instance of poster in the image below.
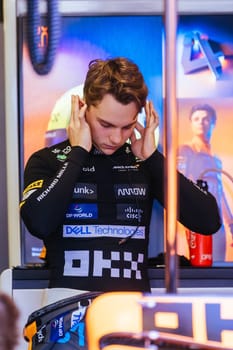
[176,15,233,264]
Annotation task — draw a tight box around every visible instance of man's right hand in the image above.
[67,95,92,151]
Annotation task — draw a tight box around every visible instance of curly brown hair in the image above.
[83,57,148,112]
[0,293,19,350]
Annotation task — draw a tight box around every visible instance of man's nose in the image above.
[110,129,123,144]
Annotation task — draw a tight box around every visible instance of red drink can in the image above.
[186,230,212,267]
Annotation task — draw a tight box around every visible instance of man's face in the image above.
[190,109,215,140]
[85,94,138,155]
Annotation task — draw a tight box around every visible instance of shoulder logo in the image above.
[57,154,67,161]
[52,148,61,154]
[23,180,43,194]
[54,145,72,162]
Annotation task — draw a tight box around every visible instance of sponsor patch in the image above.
[82,165,95,172]
[21,189,37,202]
[114,184,147,198]
[73,183,97,199]
[57,154,67,161]
[66,203,98,219]
[35,325,46,345]
[112,164,140,172]
[54,145,72,161]
[23,180,43,194]
[63,224,145,238]
[117,204,143,222]
[64,250,144,280]
[62,145,72,154]
[71,307,87,327]
[50,315,65,341]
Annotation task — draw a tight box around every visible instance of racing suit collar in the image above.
[90,143,132,157]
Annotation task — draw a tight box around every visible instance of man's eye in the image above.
[123,125,134,130]
[101,123,111,128]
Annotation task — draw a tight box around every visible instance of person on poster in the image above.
[20,57,221,294]
[177,103,233,263]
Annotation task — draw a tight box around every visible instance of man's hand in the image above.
[130,100,159,160]
[67,95,92,151]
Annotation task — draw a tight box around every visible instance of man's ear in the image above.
[79,97,85,108]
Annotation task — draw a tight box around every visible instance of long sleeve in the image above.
[20,145,89,238]
[143,150,222,234]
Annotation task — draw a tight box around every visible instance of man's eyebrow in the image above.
[97,117,137,128]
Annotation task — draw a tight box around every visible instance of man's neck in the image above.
[190,136,211,154]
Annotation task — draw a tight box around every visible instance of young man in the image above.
[20,58,221,293]
[178,104,233,262]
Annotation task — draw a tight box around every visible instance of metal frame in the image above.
[15,0,233,16]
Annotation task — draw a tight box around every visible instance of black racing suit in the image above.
[20,141,221,292]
